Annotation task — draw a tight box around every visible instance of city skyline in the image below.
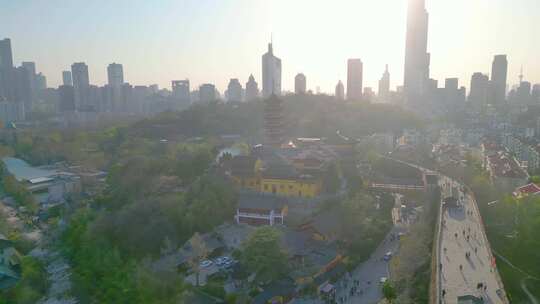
[1,0,540,94]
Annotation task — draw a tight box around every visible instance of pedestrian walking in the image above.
[459,264,463,271]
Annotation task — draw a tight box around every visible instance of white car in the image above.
[380,277,388,284]
[199,260,213,268]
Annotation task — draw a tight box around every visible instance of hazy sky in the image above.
[2,0,539,94]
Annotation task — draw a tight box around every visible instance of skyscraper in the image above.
[245,74,259,101]
[35,73,46,90]
[335,81,345,100]
[62,71,73,86]
[21,62,36,79]
[516,81,532,105]
[14,66,33,109]
[71,62,90,110]
[172,80,191,104]
[227,78,243,102]
[295,73,306,95]
[491,55,508,106]
[0,38,15,101]
[532,84,540,104]
[107,63,124,112]
[347,59,363,101]
[468,72,489,110]
[262,42,281,98]
[403,0,430,104]
[21,62,37,108]
[0,39,14,70]
[107,63,124,87]
[378,65,390,99]
[199,84,217,102]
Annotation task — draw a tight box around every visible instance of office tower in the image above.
[245,74,259,101]
[295,73,306,95]
[378,65,390,99]
[262,41,282,98]
[403,0,430,104]
[58,85,76,112]
[347,59,363,101]
[0,39,14,70]
[491,55,508,106]
[468,72,489,110]
[227,78,242,102]
[35,73,47,90]
[71,62,90,110]
[107,63,124,87]
[0,38,15,101]
[264,94,284,148]
[335,81,345,100]
[172,80,191,104]
[199,83,216,102]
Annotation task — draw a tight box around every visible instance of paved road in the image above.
[438,176,508,304]
[333,194,405,304]
[334,228,401,304]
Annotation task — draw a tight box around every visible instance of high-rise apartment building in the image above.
[62,71,73,86]
[491,55,508,106]
[71,62,90,110]
[106,63,125,112]
[468,72,489,110]
[107,63,124,88]
[172,80,191,104]
[58,85,76,112]
[347,59,363,101]
[295,73,306,95]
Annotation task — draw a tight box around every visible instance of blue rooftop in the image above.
[2,157,57,182]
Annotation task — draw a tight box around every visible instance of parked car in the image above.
[215,256,232,266]
[200,260,213,268]
[383,251,392,261]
